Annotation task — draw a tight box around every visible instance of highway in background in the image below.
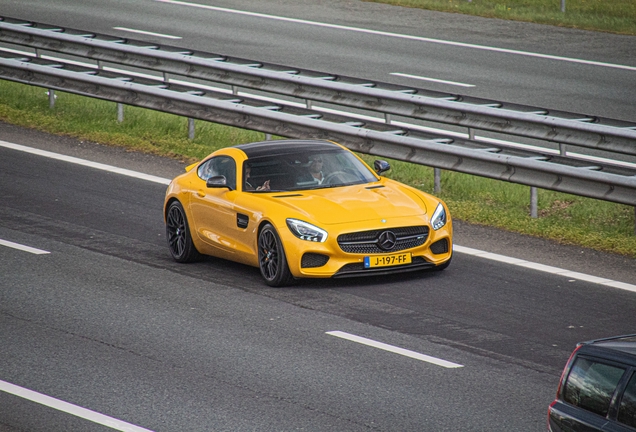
[2,0,635,122]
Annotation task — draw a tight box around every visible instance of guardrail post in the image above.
[530,187,538,218]
[434,168,441,194]
[117,103,124,122]
[561,0,566,12]
[266,133,272,140]
[188,118,195,140]
[47,90,55,108]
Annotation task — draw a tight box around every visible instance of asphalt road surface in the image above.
[1,121,635,431]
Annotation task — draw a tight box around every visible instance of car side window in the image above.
[197,156,236,190]
[563,357,626,418]
[618,372,636,428]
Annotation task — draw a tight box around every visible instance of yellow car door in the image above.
[189,156,241,256]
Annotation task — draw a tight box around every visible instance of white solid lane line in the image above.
[0,141,170,185]
[327,331,464,368]
[0,239,50,254]
[0,380,154,432]
[390,72,475,88]
[2,140,634,294]
[154,0,636,72]
[454,245,636,293]
[112,27,181,40]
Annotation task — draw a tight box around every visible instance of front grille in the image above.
[337,226,429,254]
[301,253,330,268]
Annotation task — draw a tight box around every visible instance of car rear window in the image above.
[563,357,626,417]
[618,372,636,428]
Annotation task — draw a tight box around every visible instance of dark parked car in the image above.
[548,334,636,431]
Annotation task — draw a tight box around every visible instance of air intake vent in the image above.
[430,238,449,255]
[301,253,329,268]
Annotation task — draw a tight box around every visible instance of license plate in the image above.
[364,252,412,269]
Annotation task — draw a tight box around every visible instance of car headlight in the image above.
[286,219,328,242]
[431,203,447,231]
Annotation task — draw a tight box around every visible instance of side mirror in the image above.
[374,160,391,175]
[206,175,232,190]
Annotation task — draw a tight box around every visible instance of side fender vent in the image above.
[237,213,249,229]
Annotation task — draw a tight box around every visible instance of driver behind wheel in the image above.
[298,154,324,185]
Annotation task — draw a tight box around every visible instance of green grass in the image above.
[1,80,635,258]
[363,0,636,35]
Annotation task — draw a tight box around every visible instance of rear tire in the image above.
[258,224,295,287]
[166,201,201,263]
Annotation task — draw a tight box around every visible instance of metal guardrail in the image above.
[2,19,635,156]
[0,17,635,208]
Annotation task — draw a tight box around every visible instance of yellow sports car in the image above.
[164,139,452,286]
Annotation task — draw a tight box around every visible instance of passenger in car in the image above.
[244,164,270,191]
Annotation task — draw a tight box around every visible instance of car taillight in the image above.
[547,400,557,430]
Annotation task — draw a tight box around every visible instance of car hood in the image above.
[267,181,429,225]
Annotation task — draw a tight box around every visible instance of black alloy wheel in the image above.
[258,224,295,287]
[166,201,201,263]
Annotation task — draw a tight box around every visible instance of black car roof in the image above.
[583,334,636,357]
[235,140,340,158]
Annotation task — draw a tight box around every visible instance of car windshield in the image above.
[244,149,378,192]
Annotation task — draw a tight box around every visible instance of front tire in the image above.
[258,224,295,287]
[166,200,201,263]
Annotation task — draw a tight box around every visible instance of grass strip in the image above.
[363,0,636,35]
[1,81,634,257]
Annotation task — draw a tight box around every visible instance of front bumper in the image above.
[332,256,439,278]
[278,215,453,279]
